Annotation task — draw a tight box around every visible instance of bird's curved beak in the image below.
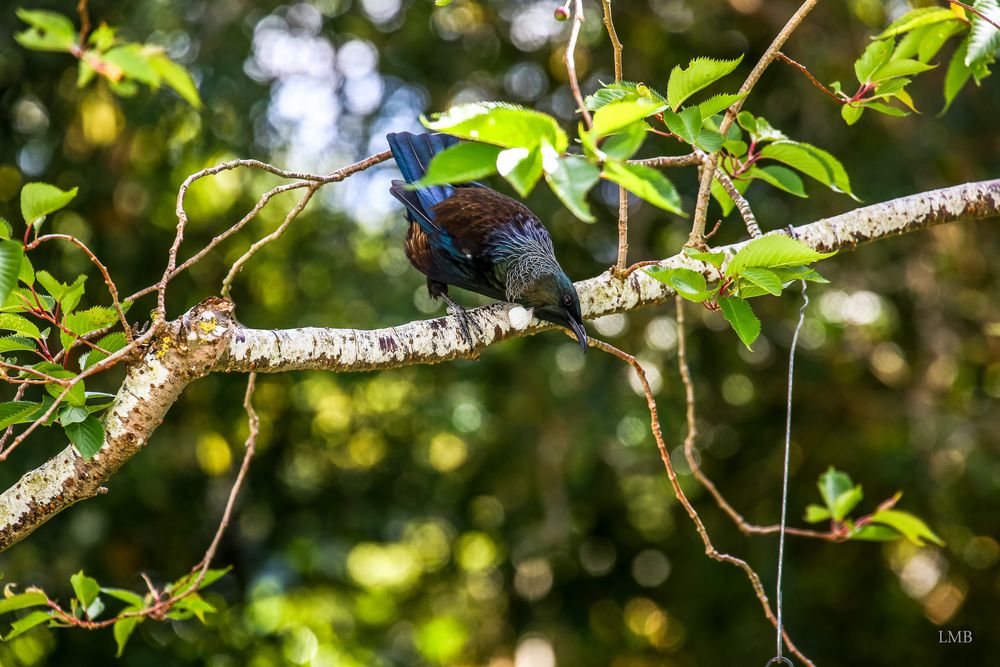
[568,314,588,353]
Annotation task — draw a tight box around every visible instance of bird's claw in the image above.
[446,303,481,347]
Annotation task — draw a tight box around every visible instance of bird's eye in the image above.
[562,294,573,306]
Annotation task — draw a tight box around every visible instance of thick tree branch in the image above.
[0,179,997,552]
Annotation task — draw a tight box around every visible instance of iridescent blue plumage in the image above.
[387,131,587,351]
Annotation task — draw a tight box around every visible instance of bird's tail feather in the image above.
[387,132,460,217]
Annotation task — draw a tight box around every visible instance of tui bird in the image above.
[387,131,588,352]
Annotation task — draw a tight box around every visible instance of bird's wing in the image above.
[429,186,552,261]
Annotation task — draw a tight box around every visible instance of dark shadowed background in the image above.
[0,0,998,665]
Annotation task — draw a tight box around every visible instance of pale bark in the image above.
[0,179,997,552]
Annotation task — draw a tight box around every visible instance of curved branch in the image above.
[0,179,997,552]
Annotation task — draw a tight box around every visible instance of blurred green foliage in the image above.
[0,1,998,665]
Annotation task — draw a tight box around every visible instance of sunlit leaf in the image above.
[544,156,599,222]
[875,7,958,39]
[413,142,501,187]
[589,98,667,139]
[0,591,48,615]
[746,165,806,198]
[758,141,856,198]
[832,485,864,521]
[867,509,945,546]
[149,50,202,108]
[684,247,725,268]
[804,504,832,524]
[818,467,853,513]
[599,122,647,161]
[423,103,569,153]
[601,162,684,215]
[0,241,24,308]
[103,44,160,86]
[645,267,715,302]
[738,268,783,297]
[697,91,747,119]
[114,615,141,657]
[497,147,543,197]
[726,235,836,277]
[0,313,42,340]
[14,9,76,53]
[855,39,894,83]
[871,58,936,81]
[3,609,52,640]
[718,296,760,349]
[667,55,744,110]
[20,182,78,229]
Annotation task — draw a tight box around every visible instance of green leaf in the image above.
[772,265,830,284]
[88,24,116,52]
[875,7,958,39]
[544,156,599,222]
[0,402,43,429]
[61,306,119,353]
[168,566,232,597]
[81,332,128,370]
[0,313,42,339]
[867,509,945,546]
[738,268,783,297]
[412,141,502,187]
[599,122,647,161]
[0,241,24,308]
[149,51,202,108]
[0,591,48,615]
[35,271,87,313]
[84,391,118,413]
[851,524,906,541]
[735,111,787,143]
[855,39,894,83]
[871,58,936,81]
[718,296,760,349]
[70,571,100,610]
[966,0,1000,66]
[14,9,76,52]
[19,255,34,286]
[804,504,832,524]
[0,336,36,354]
[601,162,684,215]
[841,104,864,125]
[584,81,668,112]
[661,107,724,152]
[59,404,89,426]
[589,99,667,139]
[497,147,543,198]
[3,609,52,640]
[726,235,836,277]
[697,91,747,119]
[918,20,965,63]
[943,37,975,112]
[746,165,806,198]
[64,415,105,460]
[101,588,145,608]
[863,101,909,117]
[20,183,78,229]
[667,55,744,110]
[172,593,216,623]
[832,485,864,521]
[0,219,10,240]
[645,267,715,303]
[684,247,725,268]
[758,141,855,198]
[114,615,141,656]
[818,467,853,513]
[103,44,160,86]
[423,103,568,152]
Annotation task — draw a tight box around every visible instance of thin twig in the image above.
[590,336,814,666]
[776,52,844,104]
[714,169,763,239]
[221,184,321,296]
[563,0,593,129]
[76,0,91,46]
[951,0,1000,32]
[28,234,132,342]
[689,0,822,247]
[600,0,629,272]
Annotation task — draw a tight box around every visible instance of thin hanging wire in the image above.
[771,278,809,666]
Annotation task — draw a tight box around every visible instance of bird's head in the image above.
[519,272,588,352]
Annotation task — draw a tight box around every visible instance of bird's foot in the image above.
[443,298,481,347]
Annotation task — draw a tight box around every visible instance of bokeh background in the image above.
[0,0,998,665]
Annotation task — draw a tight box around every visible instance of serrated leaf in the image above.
[59,404,89,426]
[738,268,783,296]
[758,141,855,198]
[35,271,87,313]
[14,9,76,52]
[876,7,958,39]
[149,51,201,108]
[726,235,836,277]
[0,591,49,615]
[718,296,760,349]
[804,504,832,523]
[832,485,864,521]
[855,39,894,83]
[414,142,502,187]
[698,92,747,118]
[818,467,853,513]
[645,267,715,302]
[544,156,599,222]
[0,241,24,307]
[583,80,668,111]
[868,509,944,546]
[589,98,667,139]
[497,147,543,198]
[602,162,684,215]
[662,107,702,143]
[872,58,936,81]
[114,614,141,657]
[70,571,100,610]
[0,402,43,430]
[600,122,647,161]
[667,55,744,110]
[64,415,104,460]
[0,336,36,354]
[747,165,807,198]
[3,609,52,640]
[20,183,78,229]
[684,247,725,268]
[61,306,119,353]
[81,332,128,370]
[0,313,41,340]
[423,103,568,152]
[966,0,1000,66]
